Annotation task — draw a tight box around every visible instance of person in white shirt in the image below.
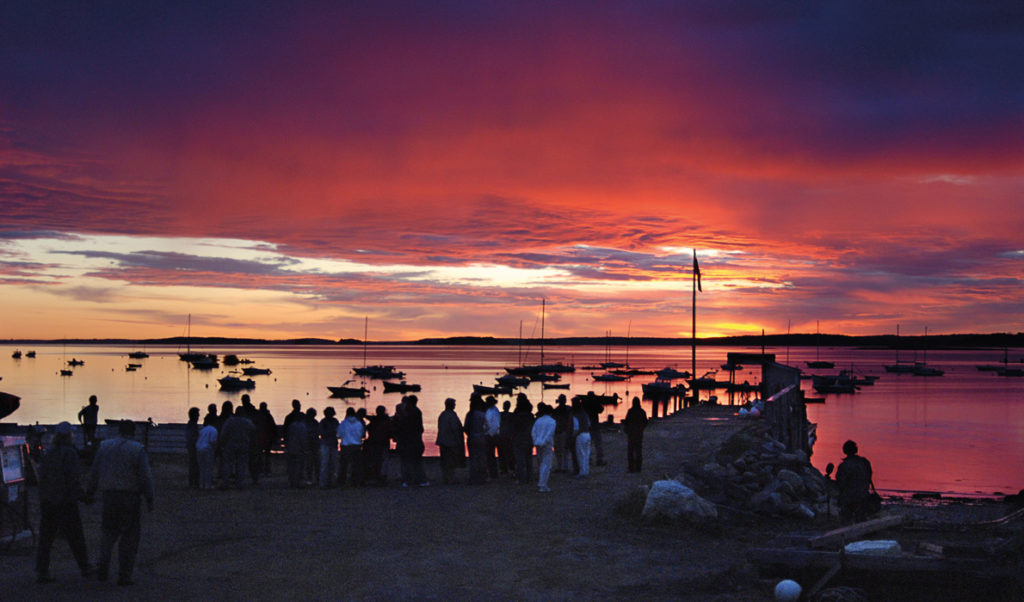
[531,403,557,493]
[573,399,592,477]
[196,422,218,490]
[484,397,501,478]
[337,408,365,486]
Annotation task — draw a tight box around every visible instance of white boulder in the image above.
[641,479,718,522]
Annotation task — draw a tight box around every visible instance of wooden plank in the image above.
[747,547,1000,575]
[808,514,906,549]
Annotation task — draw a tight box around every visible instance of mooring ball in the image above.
[774,579,801,601]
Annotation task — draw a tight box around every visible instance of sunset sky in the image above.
[2,2,1022,341]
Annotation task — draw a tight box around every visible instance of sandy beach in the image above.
[2,405,1020,601]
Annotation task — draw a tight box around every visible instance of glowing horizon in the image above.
[2,3,1022,341]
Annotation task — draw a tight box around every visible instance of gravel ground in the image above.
[3,405,1020,601]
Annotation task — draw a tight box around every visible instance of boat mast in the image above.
[540,299,545,366]
[626,320,631,368]
[362,316,368,368]
[518,320,523,366]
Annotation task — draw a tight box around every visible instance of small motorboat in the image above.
[327,384,369,398]
[542,383,570,390]
[571,391,621,405]
[591,373,627,382]
[128,351,149,359]
[353,365,405,380]
[655,367,690,380]
[190,355,219,370]
[11,350,22,359]
[25,351,36,358]
[219,376,256,391]
[473,384,513,396]
[67,358,85,366]
[496,374,530,388]
[382,381,422,393]
[241,367,272,376]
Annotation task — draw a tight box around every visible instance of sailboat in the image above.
[911,326,944,376]
[884,324,916,373]
[805,320,834,369]
[504,299,575,376]
[351,317,404,379]
[178,314,210,363]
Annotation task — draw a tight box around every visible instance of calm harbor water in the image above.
[2,343,1022,496]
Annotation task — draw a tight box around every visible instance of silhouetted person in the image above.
[553,395,571,473]
[363,406,392,485]
[78,395,99,447]
[35,422,92,583]
[511,395,535,485]
[304,408,320,486]
[498,400,515,476]
[583,394,606,466]
[836,440,873,524]
[196,420,217,490]
[532,403,556,492]
[337,407,364,487]
[436,398,465,485]
[284,409,308,488]
[623,397,648,473]
[255,402,277,474]
[394,395,428,486]
[572,399,592,477]
[186,407,200,488]
[87,420,154,586]
[464,396,488,485]
[484,396,501,478]
[239,394,261,484]
[202,403,218,427]
[220,404,255,489]
[319,407,339,489]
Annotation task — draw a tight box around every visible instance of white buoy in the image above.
[774,579,801,601]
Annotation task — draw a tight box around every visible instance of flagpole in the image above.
[691,249,697,385]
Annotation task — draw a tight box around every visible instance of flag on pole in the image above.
[693,250,702,292]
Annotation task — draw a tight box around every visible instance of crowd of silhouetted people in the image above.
[185,391,650,493]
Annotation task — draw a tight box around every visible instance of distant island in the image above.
[3,332,1022,349]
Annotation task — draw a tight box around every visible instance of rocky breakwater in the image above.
[685,421,831,519]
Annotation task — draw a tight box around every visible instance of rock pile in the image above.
[685,424,832,519]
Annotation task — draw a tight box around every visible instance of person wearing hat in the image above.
[35,421,93,583]
[87,420,154,585]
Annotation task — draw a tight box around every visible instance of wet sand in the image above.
[2,405,1017,601]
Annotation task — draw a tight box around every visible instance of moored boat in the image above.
[591,372,627,382]
[655,367,690,380]
[219,376,256,390]
[472,383,513,396]
[241,367,272,376]
[190,355,218,370]
[382,381,422,393]
[353,365,406,380]
[327,384,368,398]
[571,391,620,405]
